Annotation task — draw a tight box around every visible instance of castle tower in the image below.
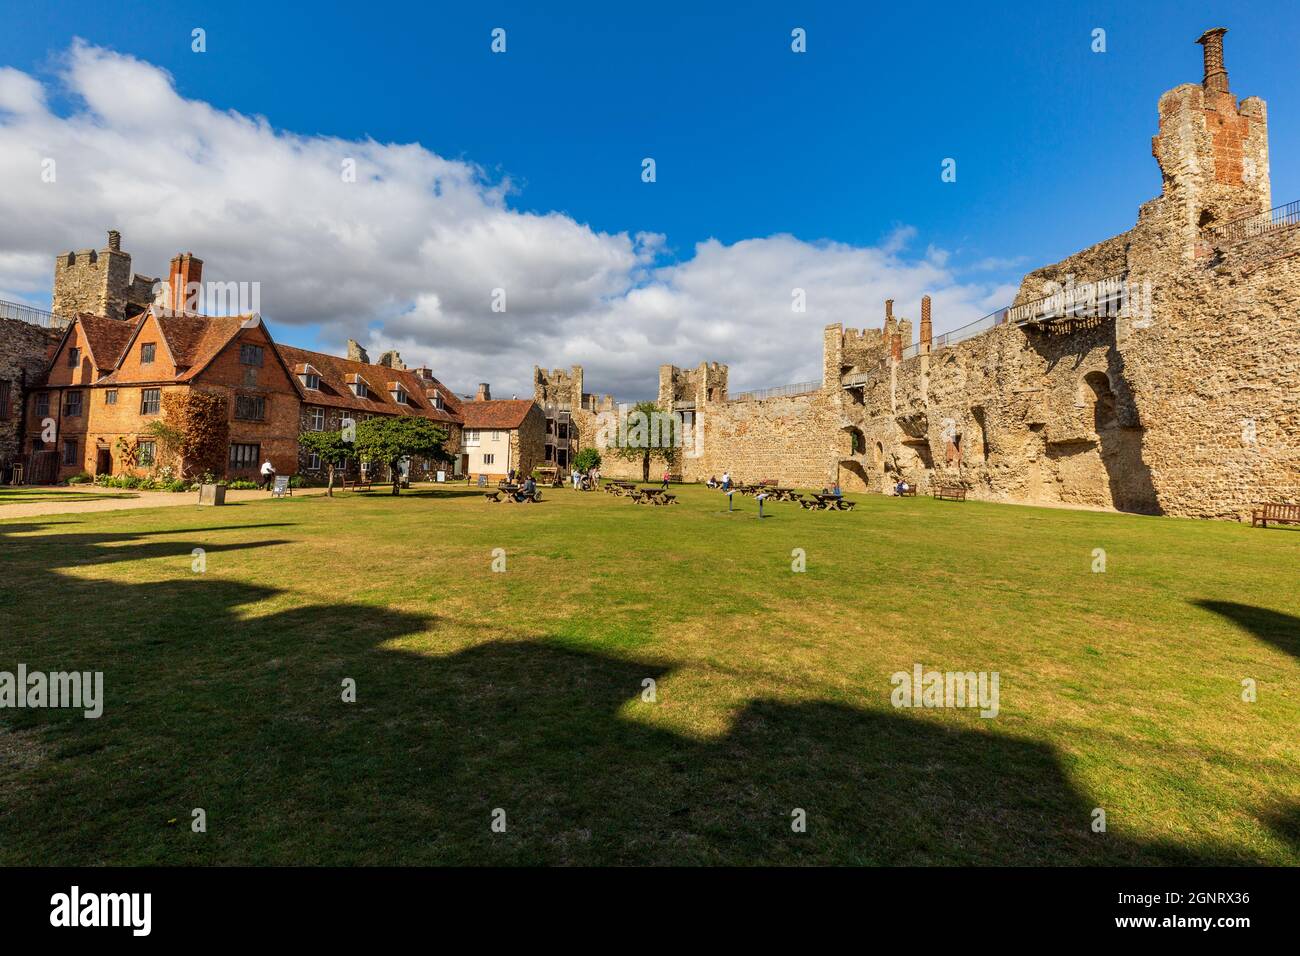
[1150,27,1270,233]
[52,230,135,321]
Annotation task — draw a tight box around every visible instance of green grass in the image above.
[1,485,1297,865]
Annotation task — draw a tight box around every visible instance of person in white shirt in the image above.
[260,459,275,491]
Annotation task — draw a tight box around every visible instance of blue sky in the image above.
[1,0,1296,397]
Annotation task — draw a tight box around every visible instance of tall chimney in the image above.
[167,252,203,313]
[884,298,894,332]
[890,332,902,362]
[920,295,933,349]
[1197,27,1229,93]
[476,383,491,401]
[106,230,121,252]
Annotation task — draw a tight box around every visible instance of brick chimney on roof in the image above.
[476,383,491,401]
[890,332,902,362]
[166,252,203,313]
[1197,27,1229,93]
[107,230,121,252]
[920,295,933,349]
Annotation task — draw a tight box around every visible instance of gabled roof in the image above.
[168,314,251,380]
[461,399,536,430]
[275,344,463,425]
[75,313,137,373]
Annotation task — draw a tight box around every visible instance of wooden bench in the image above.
[342,478,373,492]
[664,473,683,484]
[895,486,917,498]
[484,490,503,503]
[1252,502,1300,527]
[934,485,967,501]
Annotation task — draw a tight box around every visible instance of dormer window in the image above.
[429,391,444,410]
[347,373,371,399]
[297,364,321,390]
[389,382,409,405]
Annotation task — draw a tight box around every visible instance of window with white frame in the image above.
[464,429,480,447]
[308,406,325,431]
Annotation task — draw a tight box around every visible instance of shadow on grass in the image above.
[1196,600,1300,662]
[0,519,1274,865]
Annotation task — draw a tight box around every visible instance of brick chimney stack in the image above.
[1197,27,1229,93]
[476,383,491,401]
[920,295,933,349]
[167,252,203,313]
[884,298,894,332]
[107,230,121,252]
[890,332,902,362]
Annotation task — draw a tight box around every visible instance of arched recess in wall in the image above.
[1080,371,1117,431]
[971,406,991,463]
[874,441,885,473]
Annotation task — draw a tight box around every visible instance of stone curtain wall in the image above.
[0,318,60,468]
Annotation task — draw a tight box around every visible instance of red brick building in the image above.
[277,344,463,481]
[17,233,475,483]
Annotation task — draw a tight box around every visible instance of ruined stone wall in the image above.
[687,389,841,487]
[0,317,60,470]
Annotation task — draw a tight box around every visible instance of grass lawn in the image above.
[1,484,1297,865]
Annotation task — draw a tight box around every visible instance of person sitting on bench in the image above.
[706,476,718,489]
[514,476,537,502]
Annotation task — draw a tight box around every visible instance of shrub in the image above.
[225,479,259,490]
[573,448,602,473]
[65,473,91,485]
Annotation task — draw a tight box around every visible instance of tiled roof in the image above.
[460,399,536,430]
[167,315,249,379]
[275,344,463,425]
[75,313,137,374]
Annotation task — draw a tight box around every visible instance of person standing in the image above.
[260,459,276,491]
[662,469,670,491]
[721,471,732,492]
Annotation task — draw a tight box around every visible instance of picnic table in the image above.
[811,493,855,511]
[491,483,543,503]
[631,487,678,506]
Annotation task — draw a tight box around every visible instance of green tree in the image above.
[353,417,449,495]
[298,429,358,497]
[573,447,601,474]
[606,401,680,482]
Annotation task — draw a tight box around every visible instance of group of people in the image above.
[705,471,732,491]
[570,466,600,490]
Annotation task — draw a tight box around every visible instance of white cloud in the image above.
[0,41,1013,399]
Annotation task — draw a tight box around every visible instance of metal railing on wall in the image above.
[0,298,71,329]
[728,381,821,402]
[1206,199,1300,243]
